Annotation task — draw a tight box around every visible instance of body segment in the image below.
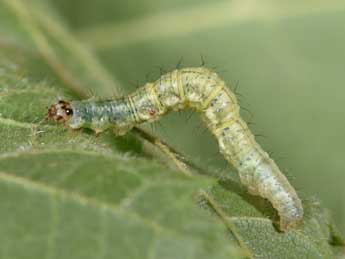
[48,67,303,231]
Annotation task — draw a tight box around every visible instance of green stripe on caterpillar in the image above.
[48,67,303,231]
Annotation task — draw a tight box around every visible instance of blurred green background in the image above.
[50,0,345,230]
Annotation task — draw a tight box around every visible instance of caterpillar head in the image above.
[47,100,73,123]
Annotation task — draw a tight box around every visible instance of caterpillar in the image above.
[48,67,303,231]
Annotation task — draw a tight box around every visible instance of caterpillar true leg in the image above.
[48,67,303,231]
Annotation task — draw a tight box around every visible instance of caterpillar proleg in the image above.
[48,67,303,231]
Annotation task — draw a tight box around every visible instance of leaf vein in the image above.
[0,171,204,241]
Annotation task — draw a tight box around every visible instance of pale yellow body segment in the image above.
[140,67,303,231]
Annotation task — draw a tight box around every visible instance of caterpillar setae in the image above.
[48,67,303,231]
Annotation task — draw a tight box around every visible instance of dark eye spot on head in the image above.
[65,108,73,115]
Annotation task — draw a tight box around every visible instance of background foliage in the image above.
[0,0,344,258]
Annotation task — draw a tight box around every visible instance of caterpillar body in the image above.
[48,67,303,231]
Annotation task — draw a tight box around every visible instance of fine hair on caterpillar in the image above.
[48,67,303,231]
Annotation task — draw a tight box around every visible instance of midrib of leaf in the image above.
[199,189,253,258]
[75,0,345,49]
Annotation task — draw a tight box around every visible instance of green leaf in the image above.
[0,1,344,258]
